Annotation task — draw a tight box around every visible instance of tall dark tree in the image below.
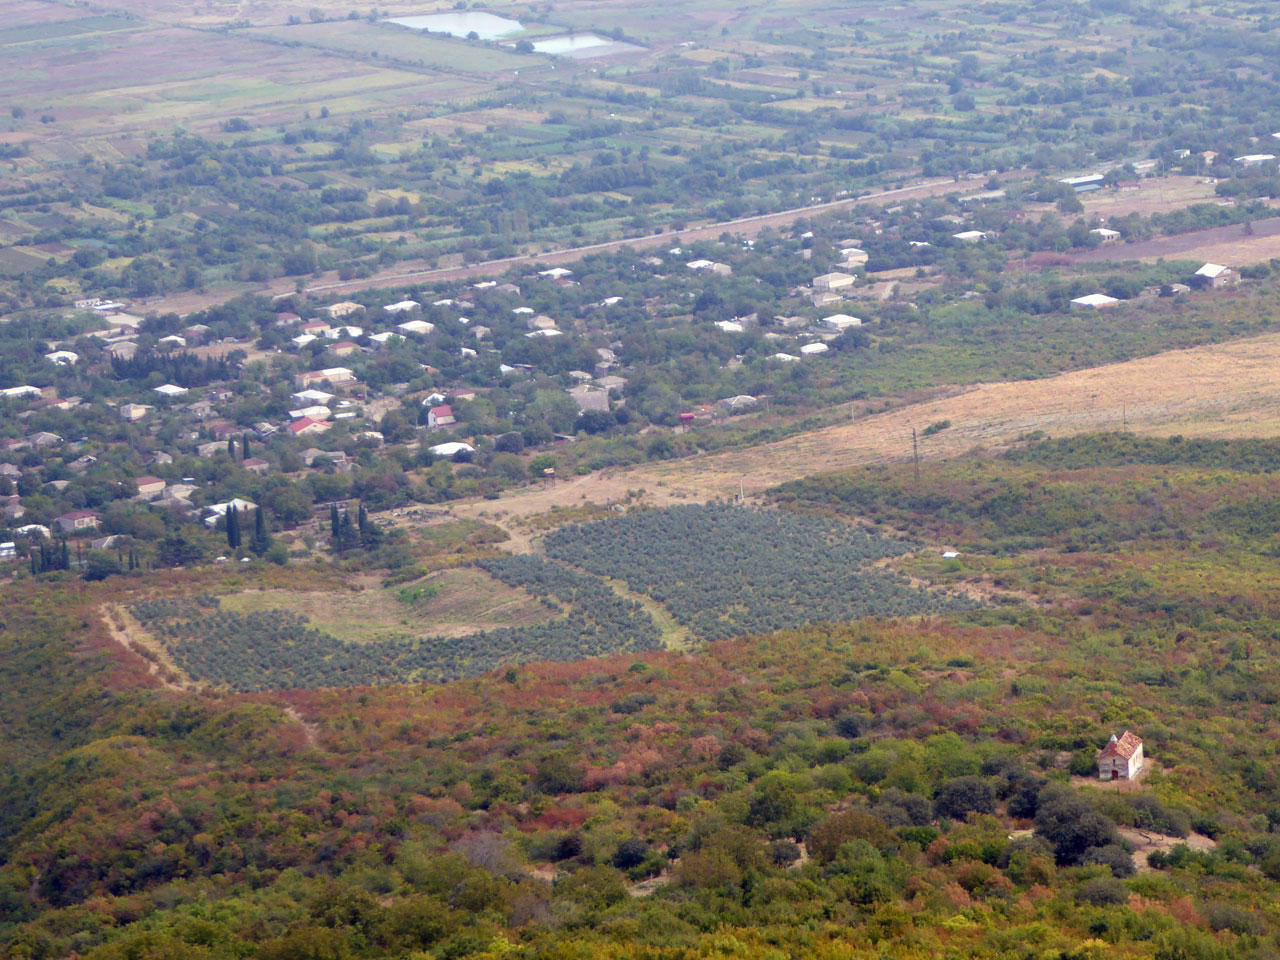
[227,438,236,458]
[330,503,341,540]
[250,505,271,556]
[226,508,242,550]
[242,437,251,458]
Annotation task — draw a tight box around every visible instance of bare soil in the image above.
[1118,827,1217,872]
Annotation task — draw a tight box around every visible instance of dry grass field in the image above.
[453,330,1280,524]
[218,567,553,641]
[1071,215,1280,267]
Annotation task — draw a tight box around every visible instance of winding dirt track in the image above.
[454,330,1280,521]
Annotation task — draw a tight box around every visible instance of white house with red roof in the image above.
[427,404,456,429]
[1097,731,1144,780]
[289,417,332,438]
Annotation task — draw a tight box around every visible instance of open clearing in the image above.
[1071,215,1280,266]
[452,330,1280,523]
[218,567,552,641]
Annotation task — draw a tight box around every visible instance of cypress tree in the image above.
[227,438,236,458]
[242,437,251,458]
[226,508,241,549]
[251,505,271,555]
[330,503,341,540]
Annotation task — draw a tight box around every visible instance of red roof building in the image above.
[1097,731,1144,780]
[427,404,456,429]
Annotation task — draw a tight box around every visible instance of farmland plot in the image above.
[544,504,976,641]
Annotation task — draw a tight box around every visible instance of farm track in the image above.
[449,329,1280,521]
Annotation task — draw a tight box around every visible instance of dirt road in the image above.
[452,330,1280,521]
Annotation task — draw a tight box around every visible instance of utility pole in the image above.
[912,428,920,482]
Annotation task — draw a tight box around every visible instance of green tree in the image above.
[251,506,272,556]
[226,508,242,550]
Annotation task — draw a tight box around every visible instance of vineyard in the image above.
[543,504,975,641]
[128,558,660,691]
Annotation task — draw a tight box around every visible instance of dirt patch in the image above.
[218,566,553,641]
[1118,827,1216,872]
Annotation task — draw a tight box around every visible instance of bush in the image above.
[807,810,893,864]
[933,776,995,821]
[874,788,933,827]
[1084,844,1135,878]
[1075,876,1128,905]
[1034,785,1120,865]
[612,838,650,870]
[766,840,801,867]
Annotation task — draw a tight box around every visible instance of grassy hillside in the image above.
[1,435,1280,957]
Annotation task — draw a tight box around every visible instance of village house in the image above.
[427,404,456,429]
[302,447,347,468]
[105,340,138,360]
[397,319,435,336]
[119,403,151,422]
[1070,293,1121,310]
[241,457,270,476]
[135,476,167,500]
[322,301,363,319]
[720,395,758,414]
[814,271,855,293]
[1195,263,1240,288]
[383,300,420,315]
[295,367,355,389]
[1097,731,1145,780]
[54,510,99,534]
[328,341,360,357]
[1091,227,1121,244]
[568,386,609,414]
[289,417,332,438]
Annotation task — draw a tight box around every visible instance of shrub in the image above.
[1034,785,1120,865]
[933,776,995,821]
[766,840,801,867]
[1084,844,1135,878]
[612,838,650,870]
[807,810,893,864]
[1075,876,1128,905]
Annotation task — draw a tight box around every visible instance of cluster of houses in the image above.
[1068,260,1241,311]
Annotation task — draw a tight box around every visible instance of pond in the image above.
[526,34,644,58]
[384,11,524,40]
